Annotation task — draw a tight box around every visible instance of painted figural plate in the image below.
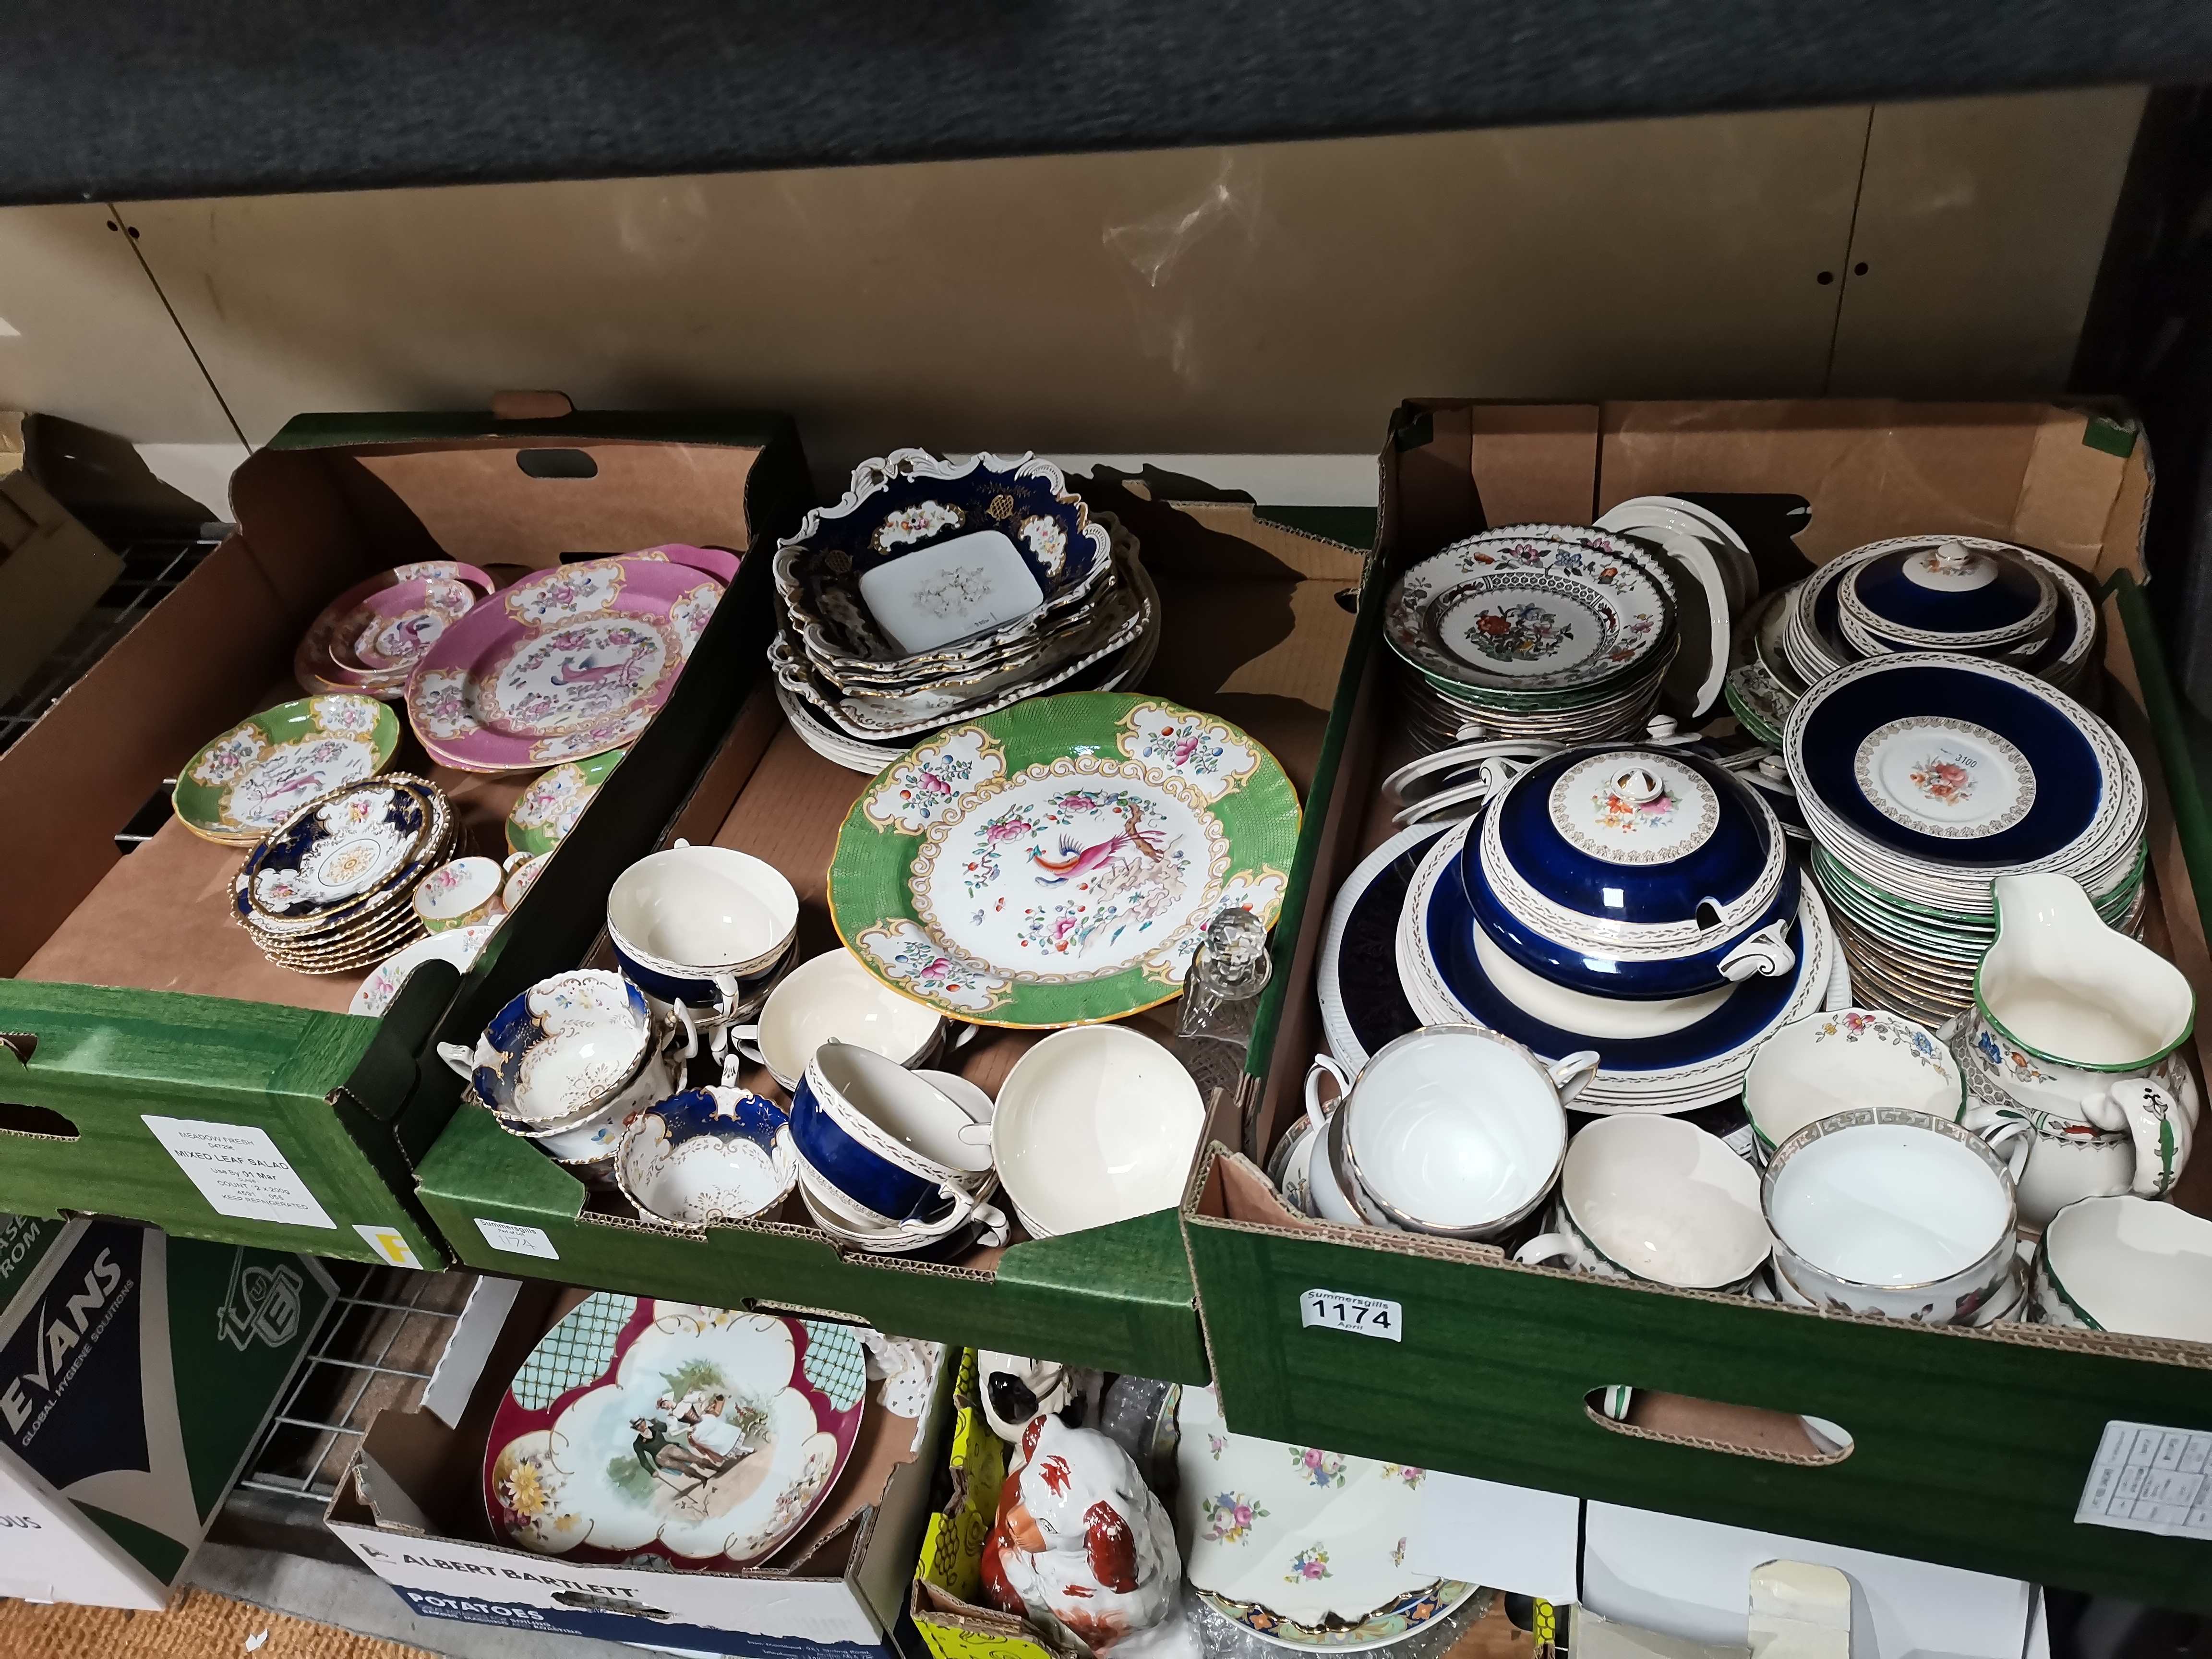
[408,547,732,773]
[829,692,1299,1026]
[485,1294,867,1571]
[174,694,399,845]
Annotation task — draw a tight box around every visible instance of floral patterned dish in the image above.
[349,923,499,1017]
[827,692,1299,1027]
[407,547,731,773]
[240,775,443,925]
[1197,1582,1488,1652]
[294,560,497,698]
[483,1294,866,1571]
[506,749,625,856]
[173,694,400,846]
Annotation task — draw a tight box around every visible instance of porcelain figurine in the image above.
[983,1414,1181,1658]
[977,1353,1111,1441]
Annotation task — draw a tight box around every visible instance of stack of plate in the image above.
[1382,525,1679,752]
[1729,534,2098,746]
[232,775,456,973]
[294,560,496,700]
[1783,652,2147,1024]
[769,451,1161,774]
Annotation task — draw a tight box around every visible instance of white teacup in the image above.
[1303,1026,1596,1239]
[1744,1007,1963,1160]
[726,947,957,1090]
[1515,1115,1771,1292]
[1764,1106,2021,1323]
[2031,1194,2212,1340]
[607,841,799,1029]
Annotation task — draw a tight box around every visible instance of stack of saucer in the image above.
[1730,534,2099,746]
[1784,651,2146,1023]
[1383,525,1679,752]
[232,775,456,973]
[770,450,1161,773]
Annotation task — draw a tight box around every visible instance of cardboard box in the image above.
[0,1211,335,1608]
[0,467,126,702]
[325,1276,950,1657]
[0,408,814,1269]
[412,485,1364,1381]
[1182,400,2212,1606]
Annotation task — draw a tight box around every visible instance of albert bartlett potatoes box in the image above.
[0,1211,334,1608]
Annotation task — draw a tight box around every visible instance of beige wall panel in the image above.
[1827,86,2146,397]
[0,205,238,441]
[120,109,1870,471]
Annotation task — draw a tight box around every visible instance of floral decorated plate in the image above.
[1198,1582,1488,1652]
[173,695,399,846]
[484,1294,867,1571]
[294,560,497,698]
[1175,1382,1457,1638]
[240,776,443,925]
[828,692,1298,1027]
[407,547,731,773]
[1384,525,1675,699]
[507,749,625,856]
[349,923,499,1017]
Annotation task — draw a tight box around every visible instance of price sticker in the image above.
[1300,1288,1402,1341]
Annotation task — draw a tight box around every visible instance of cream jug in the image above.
[1954,873,2197,1227]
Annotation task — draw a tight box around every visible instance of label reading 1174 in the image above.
[1301,1289,1402,1341]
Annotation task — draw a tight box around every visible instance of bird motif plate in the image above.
[828,692,1299,1026]
[484,1294,867,1572]
[407,546,733,772]
[173,694,399,846]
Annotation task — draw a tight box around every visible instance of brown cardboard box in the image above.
[0,467,123,702]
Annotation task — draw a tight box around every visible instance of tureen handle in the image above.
[1719,921,1797,983]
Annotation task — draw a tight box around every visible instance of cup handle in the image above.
[2107,1079,2190,1199]
[668,1001,700,1063]
[902,1181,979,1232]
[974,1201,1009,1248]
[1981,1117,2034,1185]
[1513,1232,1576,1268]
[436,1041,476,1081]
[1549,1049,1601,1105]
[1719,921,1796,983]
[949,1021,979,1051]
[956,1121,994,1147]
[1305,1053,1352,1133]
[1747,1271,1778,1303]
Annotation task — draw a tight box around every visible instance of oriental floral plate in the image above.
[407,547,732,773]
[173,695,400,846]
[828,693,1298,1027]
[484,1294,867,1571]
[506,748,625,856]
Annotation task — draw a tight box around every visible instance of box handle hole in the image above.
[0,1101,78,1141]
[1585,1386,1852,1466]
[517,448,598,480]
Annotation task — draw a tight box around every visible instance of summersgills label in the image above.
[2078,1421,2212,1539]
[474,1219,559,1260]
[141,1117,335,1229]
[1300,1288,1402,1341]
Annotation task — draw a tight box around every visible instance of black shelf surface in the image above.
[8,1,2212,205]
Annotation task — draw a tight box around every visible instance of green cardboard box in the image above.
[412,489,1369,1382]
[1183,399,2212,1608]
[0,409,813,1270]
[0,1212,335,1607]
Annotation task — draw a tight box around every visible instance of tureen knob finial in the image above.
[1929,539,1977,576]
[1611,766,1664,805]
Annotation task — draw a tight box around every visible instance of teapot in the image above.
[1953,873,2197,1227]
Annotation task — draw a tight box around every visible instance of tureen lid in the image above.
[1475,745,1786,940]
[1840,537,2055,647]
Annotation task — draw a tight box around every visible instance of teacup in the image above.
[2031,1194,2212,1340]
[1303,1026,1596,1238]
[796,1161,1007,1259]
[1764,1106,2021,1323]
[1744,1007,1963,1161]
[1958,873,2198,1208]
[607,842,799,1026]
[727,947,956,1090]
[992,1026,1205,1239]
[504,1046,682,1166]
[1514,1115,1770,1292]
[615,1086,797,1226]
[502,850,548,911]
[445,970,655,1130]
[789,1040,993,1227]
[413,855,507,933]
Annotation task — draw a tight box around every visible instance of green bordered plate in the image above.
[172,694,401,846]
[828,692,1299,1027]
[505,747,625,856]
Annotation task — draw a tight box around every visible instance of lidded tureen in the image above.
[1460,744,1797,1000]
[1837,536,2057,656]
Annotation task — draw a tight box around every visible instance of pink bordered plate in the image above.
[295,560,497,699]
[405,546,734,772]
[484,1294,867,1571]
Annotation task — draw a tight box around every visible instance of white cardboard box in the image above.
[0,1211,334,1608]
[326,1282,950,1659]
